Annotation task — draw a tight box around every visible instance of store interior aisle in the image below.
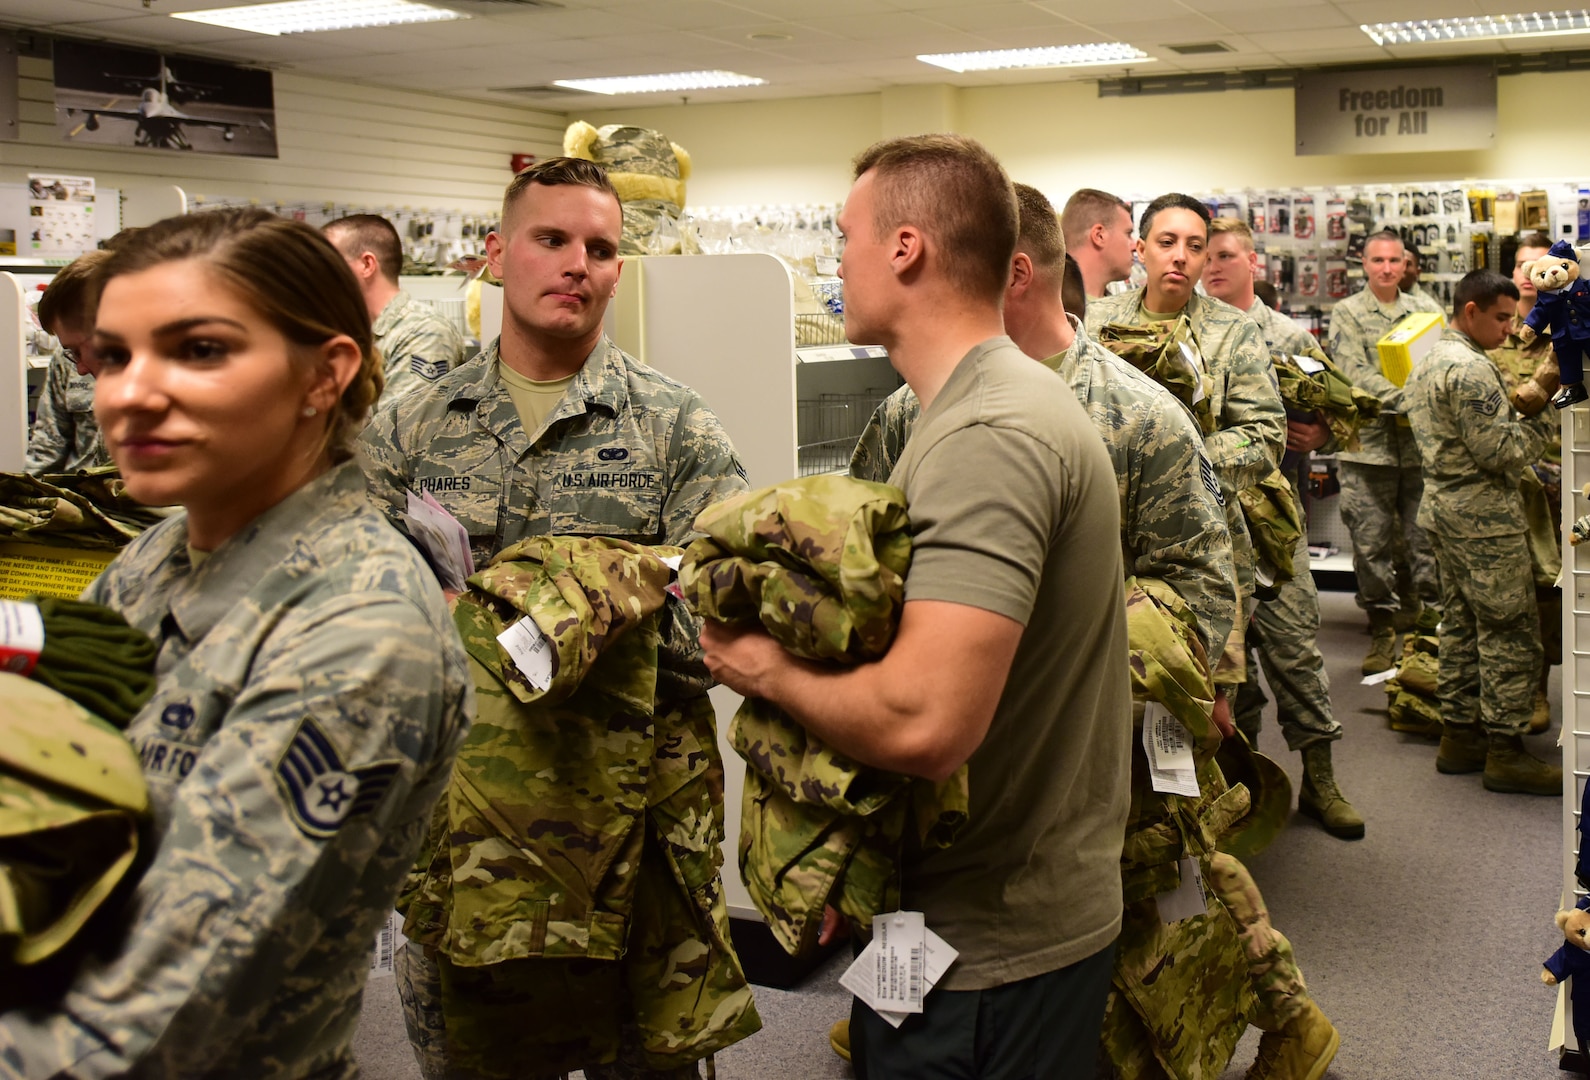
[354,588,1568,1079]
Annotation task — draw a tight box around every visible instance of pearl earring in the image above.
[302,405,318,417]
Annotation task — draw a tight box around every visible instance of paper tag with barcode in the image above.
[872,911,927,1013]
[842,929,959,1028]
[369,910,407,978]
[0,600,44,677]
[497,617,554,691]
[1156,856,1209,924]
[1142,702,1199,797]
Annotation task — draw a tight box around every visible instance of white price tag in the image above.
[661,553,683,572]
[1177,341,1209,404]
[497,617,554,691]
[369,910,407,978]
[1155,857,1209,924]
[0,600,45,676]
[1292,353,1327,374]
[1361,667,1397,686]
[1142,702,1199,797]
[841,928,959,1027]
[842,911,927,1014]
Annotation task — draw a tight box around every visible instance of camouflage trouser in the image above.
[1235,531,1340,751]
[1338,460,1440,613]
[394,942,701,1080]
[1429,532,1541,736]
[1206,852,1309,1031]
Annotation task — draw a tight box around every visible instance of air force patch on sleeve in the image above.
[276,716,403,839]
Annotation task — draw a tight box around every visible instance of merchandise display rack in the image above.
[1562,405,1589,1070]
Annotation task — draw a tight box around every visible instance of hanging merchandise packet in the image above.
[403,489,474,592]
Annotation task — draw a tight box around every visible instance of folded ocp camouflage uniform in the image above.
[1384,623,1442,735]
[1105,578,1257,1080]
[677,475,969,956]
[1238,466,1306,587]
[1095,317,1217,436]
[404,535,759,1074]
[1274,343,1382,453]
[0,467,172,550]
[0,672,149,973]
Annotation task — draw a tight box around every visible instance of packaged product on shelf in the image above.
[1471,232,1491,271]
[1579,189,1590,241]
[1467,188,1495,223]
[1397,191,1412,218]
[1495,193,1520,235]
[1270,254,1295,293]
[1249,200,1267,235]
[1443,189,1468,216]
[1326,197,1347,241]
[1298,257,1320,298]
[1521,190,1551,231]
[1269,196,1290,236]
[1294,198,1315,240]
[1326,258,1349,299]
[1377,192,1395,219]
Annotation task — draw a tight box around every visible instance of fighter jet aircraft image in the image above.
[63,62,271,151]
[52,40,278,158]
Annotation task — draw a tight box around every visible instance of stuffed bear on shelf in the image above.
[1544,896,1590,1067]
[1518,241,1590,410]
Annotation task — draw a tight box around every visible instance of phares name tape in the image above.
[0,599,44,677]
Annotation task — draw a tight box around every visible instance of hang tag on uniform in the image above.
[1292,353,1327,374]
[860,911,928,1014]
[661,554,683,572]
[1177,341,1209,404]
[369,909,407,979]
[497,617,554,691]
[1142,702,1199,797]
[0,600,44,676]
[842,927,959,1027]
[1156,857,1209,924]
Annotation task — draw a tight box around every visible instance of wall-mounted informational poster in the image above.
[53,38,277,158]
[27,173,96,258]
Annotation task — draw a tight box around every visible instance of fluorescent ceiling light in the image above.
[553,70,767,95]
[170,0,465,35]
[917,43,1153,73]
[1361,10,1590,45]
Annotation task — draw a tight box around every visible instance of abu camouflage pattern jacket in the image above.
[406,535,759,1063]
[678,476,969,957]
[372,289,467,405]
[24,349,109,477]
[1406,328,1559,539]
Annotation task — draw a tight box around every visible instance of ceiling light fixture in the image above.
[170,0,465,35]
[1361,9,1590,45]
[917,43,1153,72]
[553,70,767,94]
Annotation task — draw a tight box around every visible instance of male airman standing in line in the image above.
[361,158,753,1080]
[324,214,465,403]
[1405,269,1562,796]
[25,251,113,475]
[1327,231,1445,674]
[1490,231,1563,733]
[1202,216,1361,839]
[1062,188,1137,301]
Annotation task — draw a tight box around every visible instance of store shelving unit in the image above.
[1561,405,1588,1069]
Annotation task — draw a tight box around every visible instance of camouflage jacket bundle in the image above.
[677,476,969,956]
[405,535,759,1064]
[1273,342,1382,454]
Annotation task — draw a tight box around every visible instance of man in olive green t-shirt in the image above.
[700,136,1131,1078]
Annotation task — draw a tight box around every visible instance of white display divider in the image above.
[607,253,799,930]
[1562,405,1590,1066]
[122,184,187,228]
[0,272,25,472]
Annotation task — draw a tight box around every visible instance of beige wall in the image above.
[584,68,1590,208]
[4,56,566,215]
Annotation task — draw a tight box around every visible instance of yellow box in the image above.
[1377,311,1445,387]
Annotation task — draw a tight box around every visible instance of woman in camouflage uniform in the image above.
[0,209,472,1079]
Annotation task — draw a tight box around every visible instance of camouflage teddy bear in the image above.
[564,121,692,255]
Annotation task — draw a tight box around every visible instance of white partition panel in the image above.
[0,272,27,473]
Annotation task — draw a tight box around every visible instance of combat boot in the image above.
[1361,610,1397,675]
[829,1019,851,1062]
[1483,733,1563,795]
[1298,743,1364,839]
[1530,689,1552,734]
[1245,1000,1340,1080]
[1435,722,1487,774]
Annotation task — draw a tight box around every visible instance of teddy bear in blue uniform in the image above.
[1520,240,1590,409]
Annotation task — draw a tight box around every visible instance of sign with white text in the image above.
[1294,65,1496,156]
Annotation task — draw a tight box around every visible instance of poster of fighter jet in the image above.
[53,39,277,158]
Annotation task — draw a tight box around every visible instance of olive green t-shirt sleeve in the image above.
[899,420,1062,627]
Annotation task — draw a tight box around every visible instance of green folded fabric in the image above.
[25,597,158,729]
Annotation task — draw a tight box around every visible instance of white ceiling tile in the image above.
[1242,26,1379,49]
[1209,5,1353,33]
[606,1,773,31]
[794,11,976,39]
[726,0,899,17]
[917,3,1077,31]
[1075,16,1232,40]
[1267,44,1392,64]
[1333,0,1486,23]
[43,14,265,45]
[1033,0,1189,22]
[944,25,1106,47]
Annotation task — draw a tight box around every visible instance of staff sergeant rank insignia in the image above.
[275,715,402,839]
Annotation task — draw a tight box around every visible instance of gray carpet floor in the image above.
[354,587,1571,1079]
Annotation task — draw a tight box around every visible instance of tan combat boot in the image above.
[829,1019,851,1062]
[1298,743,1364,839]
[1530,689,1552,734]
[1483,733,1563,795]
[1361,609,1397,675]
[1246,999,1340,1080]
[1435,722,1488,774]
